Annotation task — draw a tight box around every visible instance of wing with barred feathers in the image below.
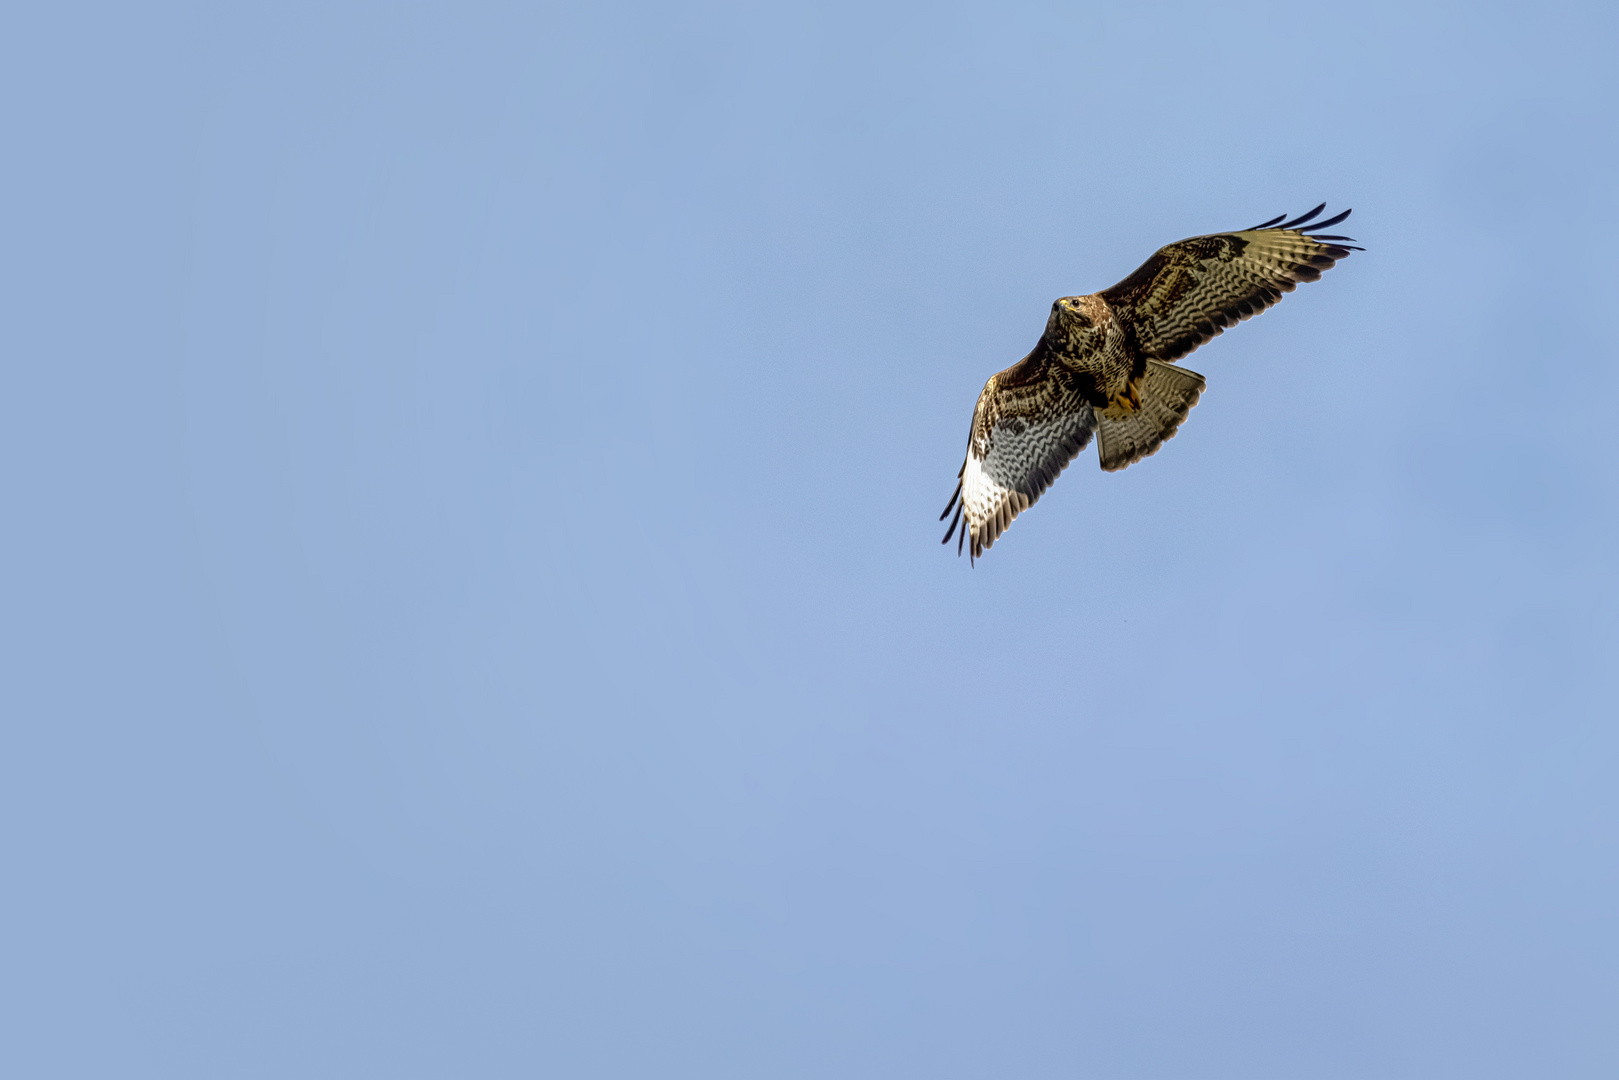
[1099,204,1361,363]
[939,340,1097,562]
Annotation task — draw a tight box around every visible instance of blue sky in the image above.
[4,2,1617,1076]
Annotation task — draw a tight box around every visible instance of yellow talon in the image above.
[1102,380,1141,418]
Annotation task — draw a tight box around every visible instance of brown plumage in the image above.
[940,204,1361,562]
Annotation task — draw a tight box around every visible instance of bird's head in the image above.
[1047,294,1107,348]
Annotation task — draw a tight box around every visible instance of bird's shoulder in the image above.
[1101,234,1248,314]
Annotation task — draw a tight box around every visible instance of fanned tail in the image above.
[1096,361,1206,472]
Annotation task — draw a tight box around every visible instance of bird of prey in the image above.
[940,203,1360,562]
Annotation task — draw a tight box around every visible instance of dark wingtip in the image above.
[939,479,962,521]
[1278,202,1328,229]
[941,502,962,544]
[1300,208,1352,232]
[1248,212,1288,230]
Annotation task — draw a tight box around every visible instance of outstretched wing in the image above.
[940,341,1097,562]
[1099,204,1361,363]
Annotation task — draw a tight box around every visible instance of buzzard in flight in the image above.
[940,204,1360,561]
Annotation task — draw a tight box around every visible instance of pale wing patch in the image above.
[950,397,1095,560]
[961,453,1028,557]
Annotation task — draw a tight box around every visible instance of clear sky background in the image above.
[4,2,1617,1077]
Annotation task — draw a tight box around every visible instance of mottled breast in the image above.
[1046,294,1134,406]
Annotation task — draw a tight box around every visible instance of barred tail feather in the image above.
[1096,361,1206,472]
